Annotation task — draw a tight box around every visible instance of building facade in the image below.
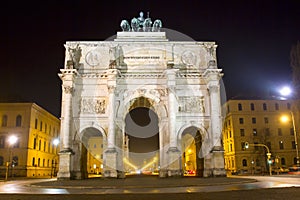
[0,103,60,178]
[58,13,226,179]
[223,99,300,174]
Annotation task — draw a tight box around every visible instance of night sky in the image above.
[1,0,299,117]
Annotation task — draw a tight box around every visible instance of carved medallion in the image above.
[181,50,197,66]
[85,50,101,66]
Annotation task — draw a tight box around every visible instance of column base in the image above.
[167,147,182,177]
[57,149,73,180]
[104,148,118,178]
[211,146,226,177]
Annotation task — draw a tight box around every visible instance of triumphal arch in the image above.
[57,13,226,179]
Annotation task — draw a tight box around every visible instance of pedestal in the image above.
[57,150,73,180]
[211,146,226,177]
[167,147,182,177]
[104,148,118,178]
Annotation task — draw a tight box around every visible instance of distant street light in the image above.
[279,86,292,97]
[280,112,300,166]
[5,135,18,181]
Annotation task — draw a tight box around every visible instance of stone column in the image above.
[165,69,181,177]
[203,69,226,177]
[104,69,118,178]
[57,69,77,180]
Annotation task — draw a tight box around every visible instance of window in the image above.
[279,141,284,149]
[292,141,296,149]
[238,103,243,111]
[264,117,269,124]
[0,136,5,148]
[265,128,270,136]
[241,142,246,150]
[232,159,235,168]
[33,137,37,149]
[39,140,41,151]
[32,157,35,166]
[45,124,47,133]
[263,103,267,111]
[40,121,43,131]
[252,117,256,124]
[43,159,45,167]
[253,129,257,136]
[38,158,40,167]
[12,156,18,166]
[2,115,7,127]
[287,103,291,110]
[290,128,294,136]
[35,119,38,129]
[278,128,282,136]
[275,103,279,110]
[240,129,245,137]
[94,144,97,148]
[229,130,232,138]
[242,159,247,167]
[44,141,46,152]
[281,157,286,166]
[250,103,255,111]
[239,118,244,124]
[16,115,22,127]
[0,156,3,166]
[47,159,50,167]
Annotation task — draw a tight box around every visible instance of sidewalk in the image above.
[31,175,256,189]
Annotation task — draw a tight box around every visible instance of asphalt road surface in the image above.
[0,175,299,200]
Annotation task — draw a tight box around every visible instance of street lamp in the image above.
[51,138,60,178]
[280,112,300,166]
[5,135,18,181]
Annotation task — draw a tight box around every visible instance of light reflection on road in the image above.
[0,176,299,194]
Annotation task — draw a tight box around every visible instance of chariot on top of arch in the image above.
[120,11,162,32]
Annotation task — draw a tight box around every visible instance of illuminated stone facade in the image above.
[223,99,299,175]
[0,103,60,178]
[58,30,225,179]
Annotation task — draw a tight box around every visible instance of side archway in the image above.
[178,125,204,177]
[80,126,106,178]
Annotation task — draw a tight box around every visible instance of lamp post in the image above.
[280,112,300,166]
[5,135,18,181]
[245,142,272,176]
[51,138,59,178]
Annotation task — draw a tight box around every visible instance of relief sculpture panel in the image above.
[80,97,106,114]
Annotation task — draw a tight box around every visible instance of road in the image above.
[0,175,299,199]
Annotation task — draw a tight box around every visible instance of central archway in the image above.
[124,97,160,175]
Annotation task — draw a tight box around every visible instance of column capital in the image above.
[203,69,223,81]
[63,86,74,94]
